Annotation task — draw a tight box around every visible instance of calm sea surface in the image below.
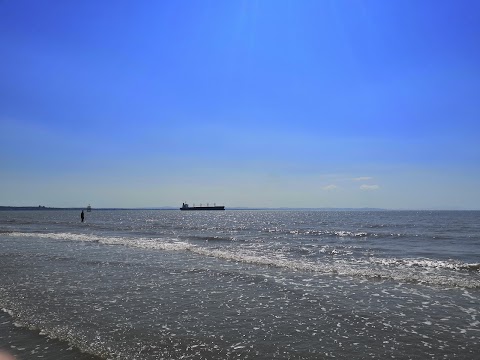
[1,210,479,359]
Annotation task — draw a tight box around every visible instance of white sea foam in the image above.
[7,231,480,288]
[364,257,480,271]
[1,307,15,317]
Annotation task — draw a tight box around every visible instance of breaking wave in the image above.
[7,232,480,289]
[366,257,480,272]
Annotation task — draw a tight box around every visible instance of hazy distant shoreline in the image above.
[0,206,175,211]
[0,206,387,211]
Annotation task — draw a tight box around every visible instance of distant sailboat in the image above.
[86,204,92,212]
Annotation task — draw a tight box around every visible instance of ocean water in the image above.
[0,209,479,359]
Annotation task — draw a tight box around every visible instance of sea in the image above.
[0,209,479,359]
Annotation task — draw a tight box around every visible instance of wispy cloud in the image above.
[322,184,338,191]
[360,184,380,191]
[353,177,373,181]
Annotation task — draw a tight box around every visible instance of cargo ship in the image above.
[180,202,225,211]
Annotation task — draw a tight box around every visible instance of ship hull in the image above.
[180,206,225,211]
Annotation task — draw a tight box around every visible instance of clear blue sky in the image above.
[1,0,479,209]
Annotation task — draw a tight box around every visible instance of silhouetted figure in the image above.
[81,210,84,222]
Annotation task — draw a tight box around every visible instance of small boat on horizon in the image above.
[180,202,225,211]
[86,205,92,212]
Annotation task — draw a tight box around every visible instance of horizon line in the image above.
[1,206,479,211]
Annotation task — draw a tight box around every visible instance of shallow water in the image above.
[1,210,479,359]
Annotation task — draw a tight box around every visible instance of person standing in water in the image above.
[81,210,84,222]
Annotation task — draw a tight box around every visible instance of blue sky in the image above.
[1,0,479,209]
